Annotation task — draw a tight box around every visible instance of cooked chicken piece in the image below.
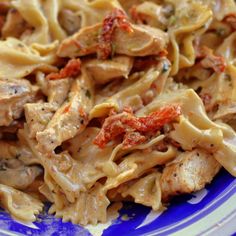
[0,158,42,190]
[0,78,37,126]
[36,72,94,152]
[57,23,168,58]
[47,78,72,106]
[24,103,57,138]
[36,72,71,106]
[2,9,29,38]
[59,9,81,35]
[85,56,133,84]
[161,149,221,201]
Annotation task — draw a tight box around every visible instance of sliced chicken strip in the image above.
[0,78,37,126]
[47,78,72,106]
[57,23,168,58]
[36,71,94,152]
[161,149,221,201]
[24,103,57,138]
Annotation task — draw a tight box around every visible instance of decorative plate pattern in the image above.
[0,169,235,236]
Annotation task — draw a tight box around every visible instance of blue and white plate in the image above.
[0,169,235,236]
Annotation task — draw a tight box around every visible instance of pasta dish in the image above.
[0,0,236,226]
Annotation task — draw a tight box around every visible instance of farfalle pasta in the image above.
[0,0,235,226]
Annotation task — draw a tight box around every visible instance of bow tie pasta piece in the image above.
[117,171,162,211]
[0,38,57,78]
[167,1,212,75]
[0,184,43,221]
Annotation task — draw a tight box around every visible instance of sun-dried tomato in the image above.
[94,104,181,148]
[200,54,226,73]
[195,46,226,73]
[78,107,87,118]
[97,8,133,59]
[136,105,181,132]
[93,113,126,148]
[122,131,147,149]
[46,58,81,80]
[63,104,71,114]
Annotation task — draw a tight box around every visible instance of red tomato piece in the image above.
[46,58,81,80]
[94,104,181,148]
[97,8,133,59]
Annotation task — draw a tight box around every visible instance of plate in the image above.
[0,169,235,236]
